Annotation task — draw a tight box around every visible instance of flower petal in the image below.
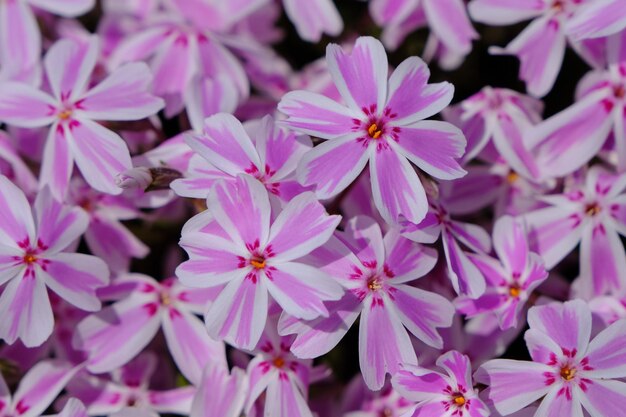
[283,0,343,42]
[264,374,313,417]
[190,363,247,417]
[45,36,99,101]
[28,0,94,16]
[0,83,56,127]
[579,222,626,296]
[468,0,544,25]
[577,379,626,417]
[567,0,626,40]
[422,0,478,54]
[39,124,74,199]
[0,175,35,248]
[585,318,626,379]
[384,230,438,283]
[533,385,583,417]
[442,230,486,298]
[493,215,529,277]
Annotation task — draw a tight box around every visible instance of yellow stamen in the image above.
[585,204,601,217]
[560,366,576,381]
[23,254,36,264]
[160,292,171,306]
[453,395,466,406]
[367,279,382,291]
[367,123,382,139]
[506,172,519,184]
[58,110,72,120]
[273,357,285,368]
[250,258,266,269]
[509,285,521,298]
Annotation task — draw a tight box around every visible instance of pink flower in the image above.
[457,216,549,329]
[246,319,316,417]
[393,350,490,417]
[171,114,312,203]
[176,174,343,350]
[278,36,466,225]
[0,0,94,82]
[283,0,343,42]
[279,216,454,390]
[190,362,247,417]
[0,176,109,347]
[74,274,225,385]
[567,0,626,40]
[468,0,590,97]
[67,352,195,417]
[477,299,626,417]
[0,359,80,417]
[529,31,626,176]
[0,36,164,197]
[522,166,626,296]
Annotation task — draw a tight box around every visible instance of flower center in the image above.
[614,84,626,99]
[509,284,521,298]
[23,253,37,264]
[506,171,519,184]
[585,203,601,217]
[250,256,266,269]
[560,366,576,381]
[57,109,73,120]
[160,291,171,306]
[367,278,382,291]
[367,123,383,139]
[453,394,466,406]
[273,357,285,368]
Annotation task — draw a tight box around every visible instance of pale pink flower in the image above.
[0,176,109,347]
[190,362,247,417]
[279,36,466,225]
[176,174,343,350]
[283,0,343,42]
[477,299,626,417]
[0,36,164,197]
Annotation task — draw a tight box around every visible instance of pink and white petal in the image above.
[0,0,40,73]
[493,215,529,277]
[492,114,540,179]
[268,192,340,262]
[533,385,583,417]
[40,253,108,311]
[400,208,442,244]
[185,75,238,133]
[449,220,491,254]
[12,360,79,417]
[392,364,449,401]
[66,377,125,415]
[524,328,563,364]
[342,216,385,268]
[522,207,584,269]
[393,121,466,180]
[79,62,163,121]
[437,350,473,389]
[567,0,626,40]
[264,374,312,417]
[205,275,268,350]
[305,234,365,289]
[170,155,231,199]
[39,124,74,199]
[277,90,358,140]
[186,113,260,176]
[207,174,270,250]
[442,231,486,298]
[391,284,454,348]
[66,119,132,195]
[0,273,53,347]
[384,230,438,283]
[359,294,418,390]
[28,0,95,16]
[246,356,276,410]
[73,296,162,373]
[149,387,195,415]
[326,36,388,112]
[531,92,613,178]
[0,244,27,286]
[283,0,343,42]
[150,34,197,97]
[0,83,56,127]
[34,187,88,253]
[44,36,99,101]
[58,398,88,417]
[386,57,454,125]
[108,27,170,69]
[265,262,343,320]
[0,175,36,248]
[579,223,626,296]
[527,299,591,356]
[422,0,478,55]
[475,360,553,416]
[468,0,545,25]
[493,17,566,98]
[370,147,428,225]
[84,217,149,273]
[162,307,226,386]
[297,134,369,199]
[585,318,626,379]
[190,363,247,417]
[369,0,420,26]
[280,293,361,358]
[577,379,626,417]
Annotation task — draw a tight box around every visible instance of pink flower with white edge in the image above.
[529,31,626,176]
[278,36,466,225]
[468,0,591,97]
[393,350,490,417]
[477,299,626,417]
[283,0,343,43]
[522,166,626,296]
[171,114,312,204]
[0,176,109,347]
[456,216,549,330]
[0,0,94,83]
[279,216,454,390]
[0,36,164,197]
[0,360,80,417]
[66,352,195,417]
[176,174,343,350]
[190,362,247,417]
[246,318,316,417]
[74,274,225,386]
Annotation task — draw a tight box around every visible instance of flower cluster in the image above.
[0,1,626,417]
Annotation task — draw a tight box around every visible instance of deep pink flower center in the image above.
[250,255,266,270]
[560,365,576,381]
[367,277,383,292]
[23,252,37,265]
[585,202,601,217]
